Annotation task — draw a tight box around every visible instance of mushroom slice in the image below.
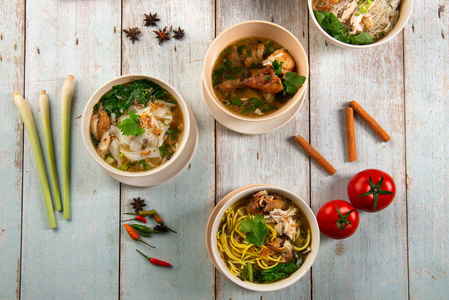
[90,114,100,140]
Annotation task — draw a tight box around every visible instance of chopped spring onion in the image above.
[39,90,62,211]
[61,75,74,220]
[12,92,56,229]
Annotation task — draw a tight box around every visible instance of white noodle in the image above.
[328,0,400,40]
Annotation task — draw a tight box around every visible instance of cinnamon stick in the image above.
[345,107,357,162]
[294,134,337,175]
[349,101,391,142]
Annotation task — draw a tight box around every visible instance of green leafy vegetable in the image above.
[260,263,298,283]
[283,72,307,95]
[271,60,284,77]
[239,214,268,246]
[117,111,145,136]
[313,10,373,45]
[98,79,169,118]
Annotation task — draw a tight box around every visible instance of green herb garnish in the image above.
[283,72,306,96]
[272,60,284,76]
[117,111,145,136]
[167,129,179,141]
[159,144,170,158]
[313,10,373,45]
[239,214,268,246]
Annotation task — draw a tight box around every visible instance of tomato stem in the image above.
[357,174,395,211]
[335,205,356,231]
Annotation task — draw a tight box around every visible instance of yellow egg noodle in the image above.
[217,203,311,277]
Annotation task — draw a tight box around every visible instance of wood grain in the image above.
[215,0,311,299]
[0,1,25,299]
[309,18,408,299]
[20,0,121,298]
[120,1,216,299]
[404,1,449,298]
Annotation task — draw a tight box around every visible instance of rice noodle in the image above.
[318,0,400,40]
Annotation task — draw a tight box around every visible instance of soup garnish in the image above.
[312,0,401,45]
[90,79,183,172]
[212,37,306,118]
[217,190,311,283]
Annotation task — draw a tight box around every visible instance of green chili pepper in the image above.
[131,224,163,236]
[125,209,157,217]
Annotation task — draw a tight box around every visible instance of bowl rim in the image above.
[307,0,414,49]
[81,74,190,178]
[202,20,309,122]
[208,185,320,292]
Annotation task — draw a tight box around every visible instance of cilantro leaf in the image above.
[239,214,269,246]
[117,111,145,136]
[283,72,306,95]
[271,60,284,77]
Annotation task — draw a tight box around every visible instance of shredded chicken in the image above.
[265,206,299,240]
[267,238,293,261]
[97,131,111,157]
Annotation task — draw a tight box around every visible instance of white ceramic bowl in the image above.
[308,0,413,48]
[206,185,320,292]
[202,20,309,123]
[81,74,191,186]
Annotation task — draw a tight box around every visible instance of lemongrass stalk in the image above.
[39,90,62,211]
[61,75,74,220]
[12,92,57,229]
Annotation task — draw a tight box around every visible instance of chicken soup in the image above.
[212,37,306,118]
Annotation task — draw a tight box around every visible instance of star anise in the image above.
[130,197,146,213]
[153,26,171,45]
[122,27,141,44]
[172,26,185,40]
[153,223,177,233]
[143,13,160,27]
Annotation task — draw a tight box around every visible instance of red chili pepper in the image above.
[136,249,171,267]
[121,215,147,223]
[123,224,155,248]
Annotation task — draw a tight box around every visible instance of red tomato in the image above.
[347,169,396,212]
[317,200,360,239]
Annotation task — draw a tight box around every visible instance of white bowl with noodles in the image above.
[206,185,320,292]
[81,74,192,187]
[308,0,413,48]
[202,20,308,125]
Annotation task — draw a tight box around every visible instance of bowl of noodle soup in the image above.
[206,185,319,291]
[308,0,413,48]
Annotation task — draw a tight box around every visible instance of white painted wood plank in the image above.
[404,1,449,298]
[0,1,25,299]
[119,1,215,299]
[309,18,408,299]
[215,1,311,299]
[20,1,121,299]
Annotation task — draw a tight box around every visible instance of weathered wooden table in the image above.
[1,0,448,299]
